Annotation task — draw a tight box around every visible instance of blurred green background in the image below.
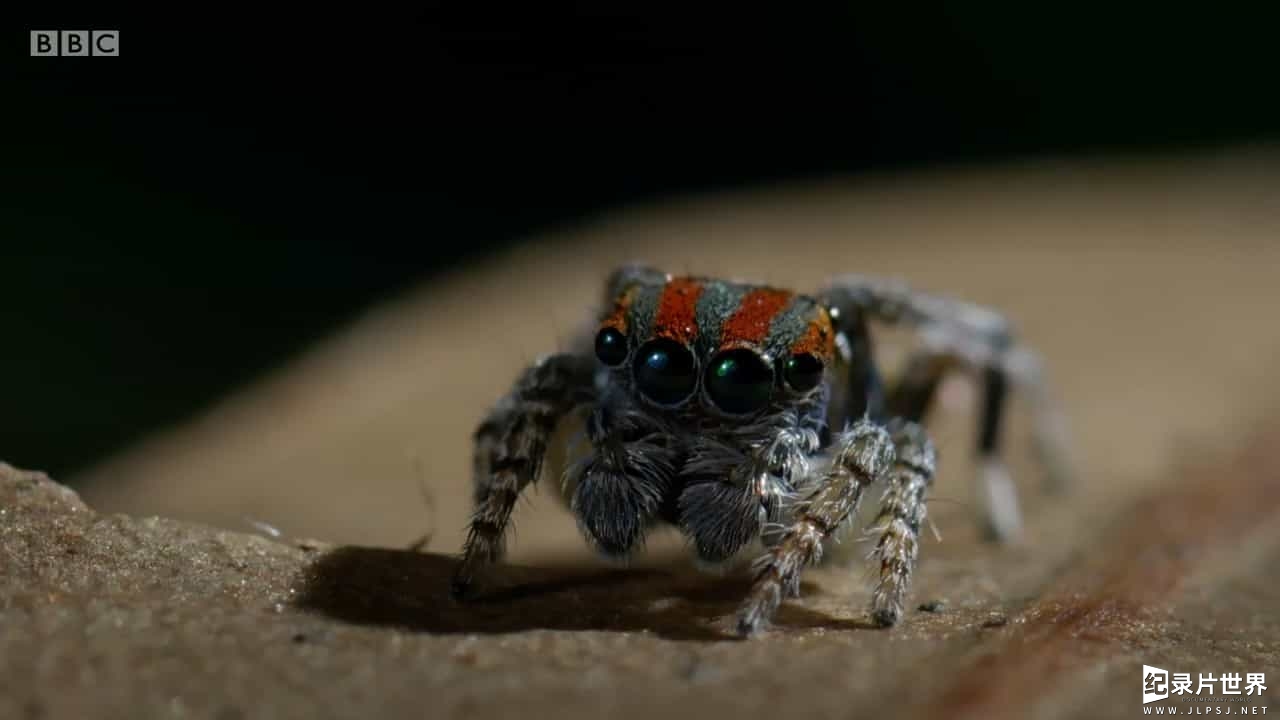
[3,6,1277,480]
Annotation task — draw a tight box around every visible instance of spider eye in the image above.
[633,339,697,406]
[706,349,774,414]
[783,353,825,392]
[594,327,628,366]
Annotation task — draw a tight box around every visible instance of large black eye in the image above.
[594,327,628,366]
[633,339,697,405]
[783,353,825,392]
[706,349,774,414]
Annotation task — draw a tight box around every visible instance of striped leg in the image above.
[451,353,595,598]
[887,343,1072,539]
[869,418,938,626]
[886,347,1021,539]
[883,349,956,424]
[823,274,1074,541]
[735,419,897,636]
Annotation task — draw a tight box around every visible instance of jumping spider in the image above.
[452,265,1072,636]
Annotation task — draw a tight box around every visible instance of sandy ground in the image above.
[17,146,1280,718]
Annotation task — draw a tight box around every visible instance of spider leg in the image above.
[883,348,956,424]
[1002,344,1075,495]
[833,308,886,425]
[821,274,1074,541]
[735,418,896,636]
[884,345,1022,539]
[868,418,938,626]
[451,353,596,598]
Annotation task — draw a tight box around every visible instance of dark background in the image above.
[4,6,1278,480]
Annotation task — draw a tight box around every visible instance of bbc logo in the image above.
[30,30,119,57]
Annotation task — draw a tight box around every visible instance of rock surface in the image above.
[5,422,1280,720]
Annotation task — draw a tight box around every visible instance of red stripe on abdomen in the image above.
[600,284,639,334]
[652,277,705,345]
[790,311,837,361]
[720,288,794,346]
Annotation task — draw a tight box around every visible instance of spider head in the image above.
[593,269,836,423]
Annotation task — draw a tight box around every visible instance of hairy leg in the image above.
[883,349,955,424]
[868,418,938,626]
[452,353,596,598]
[735,418,896,636]
[885,346,1021,539]
[833,308,886,425]
[1003,346,1075,494]
[822,274,1074,540]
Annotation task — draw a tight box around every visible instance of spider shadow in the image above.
[292,545,878,642]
